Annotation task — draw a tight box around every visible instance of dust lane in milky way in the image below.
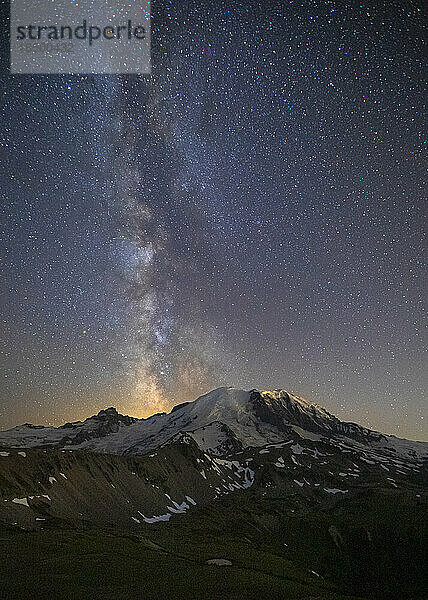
[0,1,426,440]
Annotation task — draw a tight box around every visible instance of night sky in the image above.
[1,1,426,440]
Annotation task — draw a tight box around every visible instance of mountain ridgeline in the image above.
[0,388,426,600]
[0,388,424,459]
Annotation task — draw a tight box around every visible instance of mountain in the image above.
[1,388,426,461]
[0,407,138,448]
[0,388,426,600]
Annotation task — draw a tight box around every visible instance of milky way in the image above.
[1,1,426,439]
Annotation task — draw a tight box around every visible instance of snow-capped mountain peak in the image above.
[0,407,138,448]
[0,388,426,461]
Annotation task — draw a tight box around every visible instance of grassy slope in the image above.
[0,486,425,600]
[0,525,364,600]
[0,443,426,599]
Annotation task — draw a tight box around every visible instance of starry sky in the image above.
[0,1,426,440]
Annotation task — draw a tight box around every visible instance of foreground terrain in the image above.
[0,388,426,599]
